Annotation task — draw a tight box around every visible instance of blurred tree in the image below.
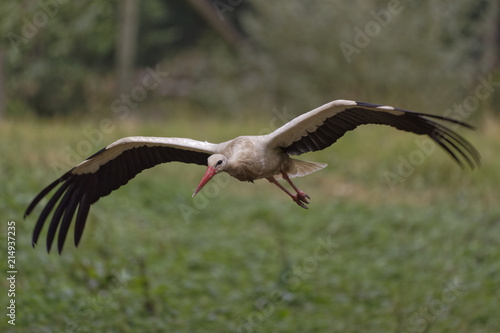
[2,1,117,116]
[214,0,500,116]
[135,0,249,66]
[483,0,499,71]
[116,0,139,94]
[0,47,5,119]
[186,0,251,54]
[1,0,249,116]
[0,0,497,117]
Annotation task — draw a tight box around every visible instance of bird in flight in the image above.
[25,100,480,253]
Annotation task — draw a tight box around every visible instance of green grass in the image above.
[1,115,499,332]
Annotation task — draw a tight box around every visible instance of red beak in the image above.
[192,166,216,197]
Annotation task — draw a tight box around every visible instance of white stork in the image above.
[25,100,480,253]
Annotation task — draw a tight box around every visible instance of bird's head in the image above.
[192,154,228,197]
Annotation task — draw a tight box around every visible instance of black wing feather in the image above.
[26,144,211,253]
[74,180,94,248]
[283,102,481,169]
[31,180,72,247]
[45,184,77,252]
[57,186,81,253]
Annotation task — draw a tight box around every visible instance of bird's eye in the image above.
[216,159,223,166]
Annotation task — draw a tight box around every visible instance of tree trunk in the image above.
[482,0,499,115]
[483,0,499,72]
[116,0,140,95]
[186,0,251,55]
[0,47,5,119]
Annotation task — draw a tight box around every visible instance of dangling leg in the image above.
[266,176,309,209]
[281,172,310,203]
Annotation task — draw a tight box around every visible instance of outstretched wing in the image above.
[25,136,220,253]
[266,100,480,168]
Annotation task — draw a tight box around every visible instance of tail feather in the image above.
[275,159,327,179]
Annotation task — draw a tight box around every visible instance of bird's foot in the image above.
[297,190,310,203]
[267,176,310,209]
[292,192,310,209]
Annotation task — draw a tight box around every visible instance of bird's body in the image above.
[25,100,481,253]
[219,136,275,181]
[213,135,323,182]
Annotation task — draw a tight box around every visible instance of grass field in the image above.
[1,114,499,332]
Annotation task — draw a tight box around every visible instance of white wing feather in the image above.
[265,99,402,148]
[74,136,220,174]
